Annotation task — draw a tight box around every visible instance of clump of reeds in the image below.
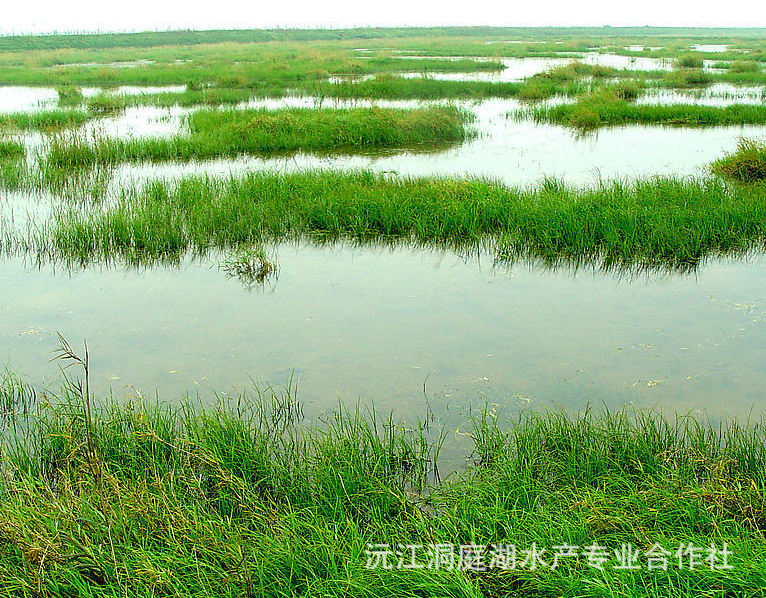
[666,68,712,87]
[0,138,24,160]
[86,94,126,115]
[524,99,766,129]
[729,60,761,73]
[0,109,91,130]
[711,137,766,182]
[675,53,704,69]
[56,85,84,105]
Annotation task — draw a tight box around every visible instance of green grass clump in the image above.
[39,170,766,270]
[85,94,127,115]
[0,140,27,190]
[319,75,523,99]
[41,105,473,167]
[729,60,761,73]
[56,85,84,105]
[0,109,91,130]
[526,100,766,129]
[711,137,766,182]
[676,53,704,68]
[665,68,713,87]
[516,61,605,101]
[2,366,766,597]
[611,80,641,100]
[0,139,24,159]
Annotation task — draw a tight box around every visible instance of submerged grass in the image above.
[41,105,473,166]
[35,170,766,270]
[1,366,766,597]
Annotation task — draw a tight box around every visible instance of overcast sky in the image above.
[1,0,764,36]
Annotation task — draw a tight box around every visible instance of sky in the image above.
[1,0,765,35]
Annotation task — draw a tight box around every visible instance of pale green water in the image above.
[2,246,765,423]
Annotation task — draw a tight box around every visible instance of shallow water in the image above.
[1,246,765,424]
[0,85,188,113]
[691,44,730,53]
[0,86,58,112]
[361,53,674,83]
[638,84,766,106]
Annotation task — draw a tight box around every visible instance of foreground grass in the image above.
[1,366,766,597]
[42,105,472,166]
[29,171,766,270]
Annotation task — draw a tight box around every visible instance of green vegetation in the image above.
[85,94,126,114]
[0,109,91,130]
[56,84,84,105]
[676,53,704,69]
[41,105,473,166]
[319,75,525,100]
[664,68,713,87]
[729,60,761,73]
[524,95,766,129]
[711,137,766,182]
[27,171,766,270]
[1,363,766,596]
[0,138,23,159]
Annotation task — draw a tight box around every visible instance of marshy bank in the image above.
[0,368,765,596]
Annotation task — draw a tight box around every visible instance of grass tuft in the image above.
[711,137,766,182]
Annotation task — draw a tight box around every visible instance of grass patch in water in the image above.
[525,95,766,129]
[317,75,525,99]
[56,84,84,105]
[42,105,473,166]
[675,53,704,69]
[35,170,766,270]
[0,138,24,159]
[1,366,766,597]
[710,137,766,182]
[0,109,91,130]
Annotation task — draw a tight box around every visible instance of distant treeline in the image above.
[2,26,766,52]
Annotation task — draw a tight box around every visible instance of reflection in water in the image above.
[2,242,766,426]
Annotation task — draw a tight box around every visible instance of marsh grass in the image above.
[675,53,704,69]
[41,105,473,166]
[0,109,91,130]
[1,363,766,596]
[56,85,84,106]
[526,97,766,129]
[319,75,524,99]
[85,94,126,115]
[0,138,24,159]
[711,137,766,182]
[33,171,766,271]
